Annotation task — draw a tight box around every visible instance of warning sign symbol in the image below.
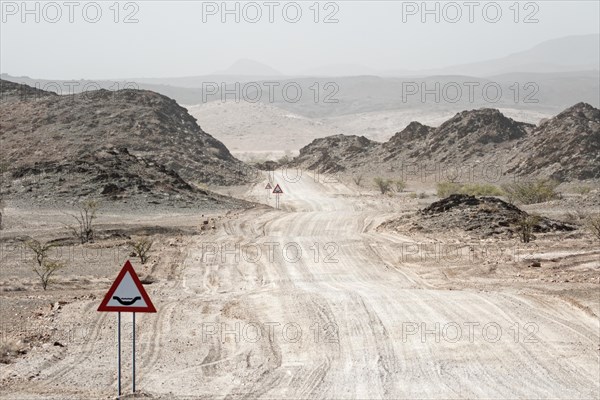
[98,260,156,313]
[272,184,283,194]
[265,182,273,190]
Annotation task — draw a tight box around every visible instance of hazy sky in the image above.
[1,1,599,79]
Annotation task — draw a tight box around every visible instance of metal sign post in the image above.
[265,182,272,201]
[117,312,121,397]
[132,312,136,393]
[272,184,283,209]
[98,260,156,397]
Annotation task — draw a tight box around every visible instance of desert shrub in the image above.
[516,214,540,243]
[436,182,462,198]
[352,174,363,187]
[0,197,4,230]
[68,200,99,244]
[562,209,587,225]
[573,185,592,195]
[374,177,393,195]
[461,183,504,196]
[409,191,427,199]
[436,182,503,198]
[585,214,600,241]
[502,179,560,205]
[131,237,153,264]
[26,240,66,290]
[395,180,407,192]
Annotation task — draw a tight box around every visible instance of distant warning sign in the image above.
[98,260,156,313]
[265,182,273,190]
[272,184,283,194]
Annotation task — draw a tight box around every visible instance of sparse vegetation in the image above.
[436,182,504,198]
[408,191,428,199]
[436,182,463,197]
[374,177,393,194]
[516,214,541,243]
[26,239,66,290]
[562,209,588,225]
[0,163,6,230]
[68,199,99,244]
[502,179,560,205]
[395,180,407,193]
[573,185,592,195]
[585,214,600,241]
[131,237,153,264]
[352,174,363,187]
[0,196,4,230]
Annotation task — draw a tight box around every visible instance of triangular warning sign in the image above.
[98,260,156,313]
[265,182,273,190]
[272,184,283,194]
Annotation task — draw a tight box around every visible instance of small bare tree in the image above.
[0,196,5,230]
[516,214,540,243]
[585,214,600,241]
[374,177,392,195]
[352,174,363,187]
[0,163,8,230]
[131,237,153,264]
[69,200,99,243]
[26,240,66,290]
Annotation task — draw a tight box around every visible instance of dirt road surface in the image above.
[2,172,599,399]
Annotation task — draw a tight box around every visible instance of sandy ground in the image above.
[0,172,599,399]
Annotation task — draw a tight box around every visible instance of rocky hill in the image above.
[288,104,599,182]
[506,103,600,180]
[0,80,254,207]
[0,80,252,185]
[288,134,378,173]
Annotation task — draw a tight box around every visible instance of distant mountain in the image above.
[0,80,254,206]
[213,58,283,77]
[298,64,378,77]
[430,34,600,76]
[3,69,599,120]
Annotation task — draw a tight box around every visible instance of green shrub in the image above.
[586,214,600,241]
[436,182,462,197]
[516,214,541,243]
[26,240,66,290]
[131,237,153,264]
[436,182,504,198]
[395,180,407,192]
[374,177,393,194]
[501,179,560,205]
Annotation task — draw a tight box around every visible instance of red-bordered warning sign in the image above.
[272,184,283,194]
[98,260,156,313]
